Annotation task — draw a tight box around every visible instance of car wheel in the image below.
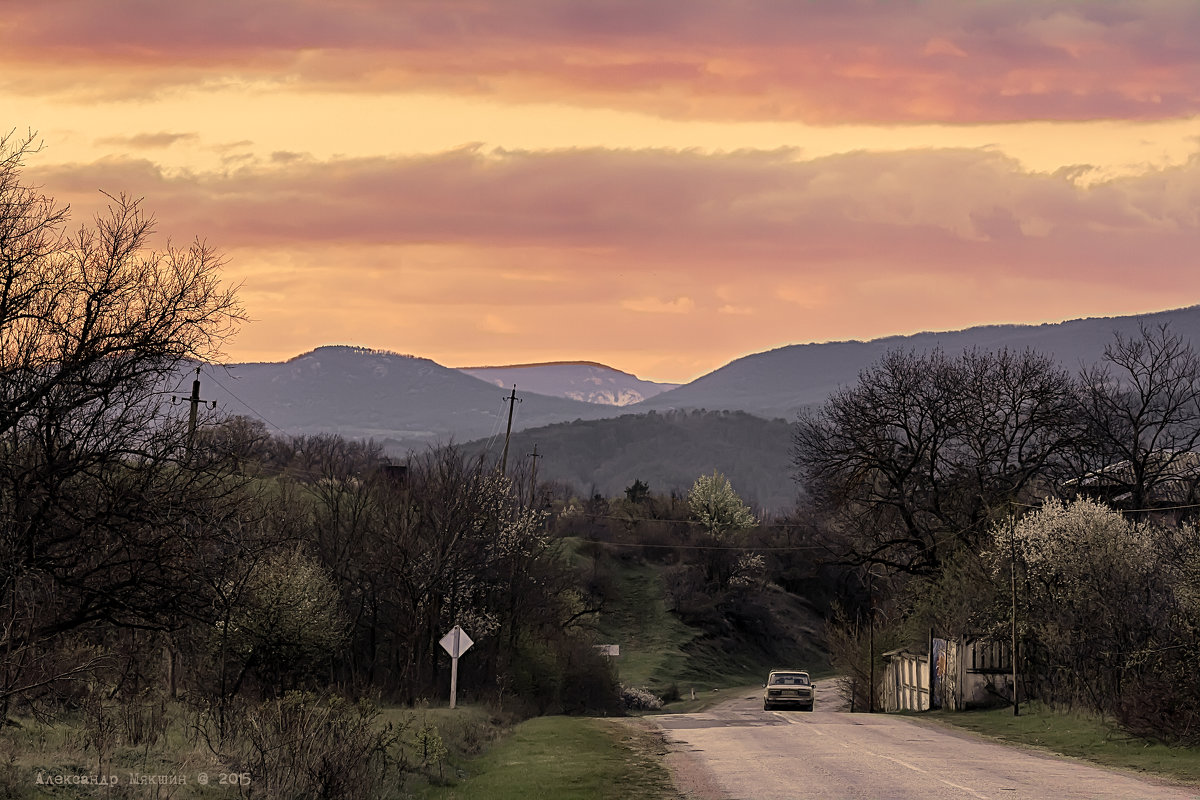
[763,702,771,711]
[803,703,814,712]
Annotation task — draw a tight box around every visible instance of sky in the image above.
[3,1,1200,383]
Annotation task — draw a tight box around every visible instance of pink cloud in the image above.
[3,1,1199,122]
[29,142,1200,379]
[31,144,1200,296]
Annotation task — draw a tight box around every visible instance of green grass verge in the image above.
[419,715,677,800]
[923,703,1200,786]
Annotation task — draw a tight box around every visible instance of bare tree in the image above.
[0,131,245,715]
[1076,322,1200,510]
[793,347,1080,574]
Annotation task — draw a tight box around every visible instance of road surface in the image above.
[653,684,1200,800]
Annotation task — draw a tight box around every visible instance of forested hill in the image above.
[637,304,1200,418]
[463,409,798,513]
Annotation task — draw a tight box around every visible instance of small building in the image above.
[883,636,1015,713]
[881,648,930,712]
[1064,449,1200,522]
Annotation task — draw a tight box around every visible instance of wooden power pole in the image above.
[528,443,540,506]
[176,367,216,455]
[1010,513,1020,716]
[499,386,520,474]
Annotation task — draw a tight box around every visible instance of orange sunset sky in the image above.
[4,0,1200,383]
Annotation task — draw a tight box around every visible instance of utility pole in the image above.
[528,443,540,507]
[868,568,875,713]
[175,367,216,455]
[499,386,520,474]
[1009,512,1020,716]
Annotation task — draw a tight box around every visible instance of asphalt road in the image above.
[653,685,1200,800]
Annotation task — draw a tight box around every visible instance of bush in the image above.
[224,692,402,799]
[213,548,346,697]
[620,686,663,712]
[559,643,622,715]
[505,638,621,716]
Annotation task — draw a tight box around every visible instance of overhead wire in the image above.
[480,393,511,456]
[568,536,827,552]
[204,366,289,434]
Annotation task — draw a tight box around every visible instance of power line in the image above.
[480,395,509,456]
[567,536,827,552]
[206,368,288,434]
[581,512,810,530]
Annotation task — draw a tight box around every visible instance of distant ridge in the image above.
[208,305,1200,462]
[205,345,612,446]
[459,362,679,406]
[288,344,417,362]
[455,360,619,371]
[637,304,1200,418]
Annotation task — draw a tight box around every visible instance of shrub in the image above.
[620,686,663,712]
[227,692,402,799]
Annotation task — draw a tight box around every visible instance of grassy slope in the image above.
[591,559,695,692]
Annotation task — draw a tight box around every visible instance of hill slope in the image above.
[466,409,797,512]
[638,305,1200,418]
[204,306,1200,478]
[581,549,827,694]
[207,346,612,446]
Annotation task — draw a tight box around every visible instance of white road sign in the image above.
[440,625,474,658]
[440,625,474,709]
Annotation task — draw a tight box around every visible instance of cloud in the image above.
[24,143,1200,379]
[3,1,1199,123]
[96,132,198,149]
[621,296,696,314]
[32,145,1200,273]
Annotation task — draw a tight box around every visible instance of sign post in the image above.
[439,625,474,709]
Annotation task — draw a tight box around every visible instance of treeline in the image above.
[793,329,1200,741]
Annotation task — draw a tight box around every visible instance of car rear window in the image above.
[769,673,809,685]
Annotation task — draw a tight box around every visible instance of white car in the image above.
[763,670,814,711]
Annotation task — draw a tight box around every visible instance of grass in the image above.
[419,715,677,800]
[0,700,511,799]
[0,705,241,799]
[922,702,1200,786]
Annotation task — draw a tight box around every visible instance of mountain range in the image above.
[204,305,1200,509]
[635,304,1200,419]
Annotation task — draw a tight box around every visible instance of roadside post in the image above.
[439,625,474,709]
